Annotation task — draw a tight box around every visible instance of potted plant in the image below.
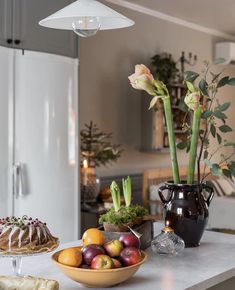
[128,61,235,247]
[99,177,148,232]
[80,121,122,168]
[80,121,122,203]
[99,177,152,249]
[151,53,179,90]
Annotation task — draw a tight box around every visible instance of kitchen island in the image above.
[0,222,235,290]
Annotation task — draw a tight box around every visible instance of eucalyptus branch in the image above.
[218,150,235,166]
[184,61,235,183]
[197,115,209,181]
[196,77,217,181]
[202,149,235,183]
[203,62,210,83]
[202,163,207,182]
[201,172,211,182]
[208,145,224,161]
[199,87,217,179]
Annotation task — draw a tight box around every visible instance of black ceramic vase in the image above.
[158,181,214,247]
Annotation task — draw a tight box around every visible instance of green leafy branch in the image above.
[178,58,235,182]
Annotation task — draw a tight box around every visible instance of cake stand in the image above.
[0,245,59,276]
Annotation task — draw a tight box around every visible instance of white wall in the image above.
[79,4,235,177]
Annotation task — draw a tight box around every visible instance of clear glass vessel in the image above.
[0,243,59,276]
[151,225,185,256]
[81,167,100,203]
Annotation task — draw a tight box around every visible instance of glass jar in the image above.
[151,225,185,256]
[81,167,100,203]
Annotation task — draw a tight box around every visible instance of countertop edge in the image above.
[186,267,235,290]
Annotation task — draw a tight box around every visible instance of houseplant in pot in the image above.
[99,177,148,232]
[99,177,152,249]
[128,62,235,247]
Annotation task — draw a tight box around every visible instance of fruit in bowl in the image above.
[119,247,143,266]
[52,247,147,288]
[112,258,122,268]
[90,254,114,269]
[82,244,105,265]
[58,248,82,267]
[52,227,147,287]
[104,240,124,257]
[80,264,90,269]
[119,233,140,248]
[82,228,105,246]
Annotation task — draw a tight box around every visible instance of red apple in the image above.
[80,264,90,269]
[90,254,114,270]
[119,234,140,248]
[82,244,105,265]
[119,247,142,266]
[104,240,124,257]
[112,258,122,268]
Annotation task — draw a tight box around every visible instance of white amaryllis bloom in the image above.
[128,74,156,95]
[184,92,201,111]
[134,64,152,76]
[128,64,156,96]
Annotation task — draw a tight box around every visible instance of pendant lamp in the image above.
[39,0,134,37]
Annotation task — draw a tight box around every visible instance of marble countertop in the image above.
[1,222,235,290]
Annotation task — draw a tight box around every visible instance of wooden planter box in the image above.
[100,220,153,250]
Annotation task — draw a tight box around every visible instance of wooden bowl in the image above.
[52,248,147,288]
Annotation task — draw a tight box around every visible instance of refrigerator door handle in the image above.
[13,163,23,198]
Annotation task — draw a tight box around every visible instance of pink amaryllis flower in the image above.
[128,63,180,184]
[128,64,155,96]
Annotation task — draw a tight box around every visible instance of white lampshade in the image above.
[39,0,134,30]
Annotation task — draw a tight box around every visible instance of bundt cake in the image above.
[0,216,59,255]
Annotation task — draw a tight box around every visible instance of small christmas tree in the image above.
[80,121,122,167]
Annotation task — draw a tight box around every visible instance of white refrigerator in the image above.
[0,46,80,242]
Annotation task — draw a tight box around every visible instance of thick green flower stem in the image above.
[122,176,131,207]
[110,181,121,212]
[162,96,180,184]
[187,107,202,184]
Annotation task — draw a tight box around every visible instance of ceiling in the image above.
[114,0,235,37]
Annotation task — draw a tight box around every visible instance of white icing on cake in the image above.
[18,228,24,248]
[36,226,41,243]
[0,216,58,254]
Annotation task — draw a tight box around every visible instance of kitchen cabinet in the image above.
[0,0,13,47]
[0,0,77,57]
